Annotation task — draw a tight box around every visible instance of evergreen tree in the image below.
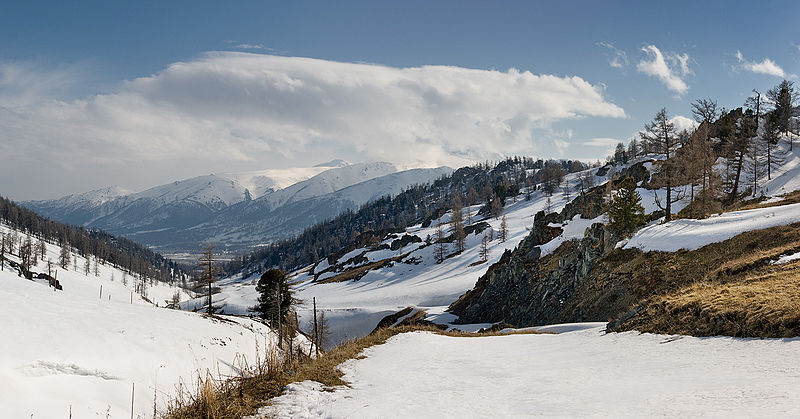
[614,142,627,164]
[252,269,293,325]
[499,216,508,242]
[608,177,646,236]
[767,80,795,135]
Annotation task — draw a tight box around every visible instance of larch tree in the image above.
[198,245,219,314]
[59,242,71,269]
[433,222,447,264]
[451,196,466,253]
[479,234,489,262]
[641,108,681,221]
[499,215,508,242]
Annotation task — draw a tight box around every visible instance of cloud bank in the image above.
[0,52,625,199]
[636,45,692,95]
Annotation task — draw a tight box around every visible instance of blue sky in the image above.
[1,1,799,199]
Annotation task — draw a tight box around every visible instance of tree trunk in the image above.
[730,149,744,204]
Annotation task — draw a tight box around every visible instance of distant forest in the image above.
[0,195,185,282]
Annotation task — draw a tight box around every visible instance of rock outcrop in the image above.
[448,162,651,326]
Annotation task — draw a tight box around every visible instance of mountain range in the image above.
[23,161,452,256]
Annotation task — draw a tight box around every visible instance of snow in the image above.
[258,325,800,418]
[539,214,607,257]
[0,224,285,418]
[256,162,400,210]
[772,250,800,265]
[625,202,800,252]
[220,161,348,198]
[763,134,800,197]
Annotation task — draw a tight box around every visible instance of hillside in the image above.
[0,221,293,417]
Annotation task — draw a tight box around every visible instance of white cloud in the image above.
[598,42,628,69]
[0,53,625,199]
[233,43,266,50]
[670,115,698,133]
[636,45,691,95]
[735,50,786,78]
[582,137,620,147]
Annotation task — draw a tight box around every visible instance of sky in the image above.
[1,1,799,200]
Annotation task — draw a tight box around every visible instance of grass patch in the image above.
[593,222,800,337]
[317,254,408,284]
[623,265,800,338]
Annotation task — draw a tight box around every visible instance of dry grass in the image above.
[317,254,407,284]
[625,263,800,338]
[164,324,542,419]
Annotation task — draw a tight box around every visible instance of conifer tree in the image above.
[608,177,645,236]
[434,222,447,264]
[252,268,293,326]
[499,216,508,242]
[198,245,218,314]
[641,108,680,221]
[451,196,466,253]
[767,80,795,135]
[479,234,489,262]
[59,243,71,269]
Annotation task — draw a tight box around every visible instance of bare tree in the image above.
[479,234,489,262]
[433,223,447,264]
[451,196,466,253]
[499,216,508,242]
[641,108,681,221]
[198,245,219,314]
[691,98,719,125]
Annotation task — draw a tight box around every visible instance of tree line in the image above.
[0,194,185,283]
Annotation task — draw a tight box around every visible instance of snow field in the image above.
[0,224,286,418]
[259,325,800,418]
[624,202,800,252]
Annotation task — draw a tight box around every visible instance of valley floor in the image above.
[259,324,800,418]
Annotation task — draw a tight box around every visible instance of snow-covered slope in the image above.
[220,159,349,198]
[259,326,800,418]
[256,162,399,210]
[763,133,800,197]
[0,223,282,418]
[624,202,800,252]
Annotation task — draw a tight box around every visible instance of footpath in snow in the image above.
[259,325,800,418]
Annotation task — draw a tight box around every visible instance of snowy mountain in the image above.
[22,161,449,254]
